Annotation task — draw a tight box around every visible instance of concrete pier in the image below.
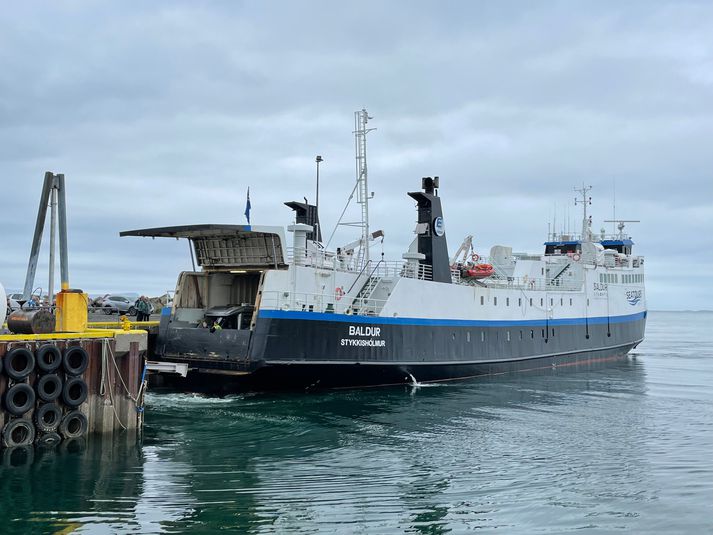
[0,330,147,448]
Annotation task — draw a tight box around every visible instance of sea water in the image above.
[1,311,711,534]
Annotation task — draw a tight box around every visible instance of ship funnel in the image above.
[285,201,322,242]
[407,176,451,283]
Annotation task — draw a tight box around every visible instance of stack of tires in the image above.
[2,344,89,449]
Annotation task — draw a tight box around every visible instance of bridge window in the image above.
[569,298,573,306]
[519,330,523,340]
[541,329,545,338]
[550,298,554,306]
[530,330,534,339]
[560,298,563,306]
[529,298,533,306]
[506,297,510,306]
[494,297,498,306]
[540,298,544,307]
[518,298,522,306]
[480,296,484,305]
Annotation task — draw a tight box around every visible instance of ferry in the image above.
[123,110,646,391]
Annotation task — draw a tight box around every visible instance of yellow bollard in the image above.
[55,289,89,332]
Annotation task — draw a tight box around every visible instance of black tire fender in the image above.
[4,383,36,416]
[59,410,88,439]
[4,347,35,380]
[36,432,62,448]
[35,403,63,433]
[62,376,88,407]
[2,418,36,448]
[36,373,63,402]
[63,346,89,376]
[36,344,62,373]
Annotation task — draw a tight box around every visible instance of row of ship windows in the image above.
[599,273,644,284]
[466,328,557,343]
[481,296,575,307]
[623,273,643,284]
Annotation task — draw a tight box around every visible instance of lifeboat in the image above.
[463,263,494,279]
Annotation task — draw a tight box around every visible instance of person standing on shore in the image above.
[135,296,149,321]
[142,296,152,320]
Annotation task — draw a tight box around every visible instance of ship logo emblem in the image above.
[626,290,642,306]
[433,216,445,237]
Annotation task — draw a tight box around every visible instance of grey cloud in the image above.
[0,1,711,308]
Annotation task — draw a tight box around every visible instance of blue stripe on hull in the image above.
[258,308,647,328]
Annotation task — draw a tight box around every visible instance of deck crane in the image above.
[450,235,474,267]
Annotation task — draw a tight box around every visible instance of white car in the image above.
[102,295,134,315]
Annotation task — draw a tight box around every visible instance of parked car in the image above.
[102,295,134,315]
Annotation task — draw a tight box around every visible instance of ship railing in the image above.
[450,268,461,284]
[259,290,388,316]
[285,247,432,280]
[481,276,583,292]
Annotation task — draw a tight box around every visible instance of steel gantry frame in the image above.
[22,172,70,302]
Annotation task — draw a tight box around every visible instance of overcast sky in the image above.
[1,1,711,309]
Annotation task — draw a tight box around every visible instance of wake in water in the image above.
[145,392,243,407]
[406,373,446,388]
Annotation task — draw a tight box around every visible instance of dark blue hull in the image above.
[151,310,646,393]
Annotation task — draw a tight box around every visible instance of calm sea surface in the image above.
[1,311,712,534]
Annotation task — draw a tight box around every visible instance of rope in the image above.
[107,341,143,403]
[100,339,127,431]
[325,180,359,248]
[100,338,147,430]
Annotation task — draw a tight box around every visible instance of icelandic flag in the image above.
[244,187,251,224]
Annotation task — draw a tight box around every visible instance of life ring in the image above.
[335,287,345,301]
[572,253,581,262]
[471,253,480,262]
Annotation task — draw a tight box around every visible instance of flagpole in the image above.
[315,155,323,237]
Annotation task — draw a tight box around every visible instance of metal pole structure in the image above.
[48,186,58,305]
[354,109,375,268]
[57,173,70,290]
[22,172,54,300]
[188,239,197,271]
[315,155,323,239]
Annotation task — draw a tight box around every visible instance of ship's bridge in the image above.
[544,238,634,256]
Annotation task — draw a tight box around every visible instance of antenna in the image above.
[612,177,617,235]
[353,108,376,268]
[574,184,593,242]
[603,220,640,240]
